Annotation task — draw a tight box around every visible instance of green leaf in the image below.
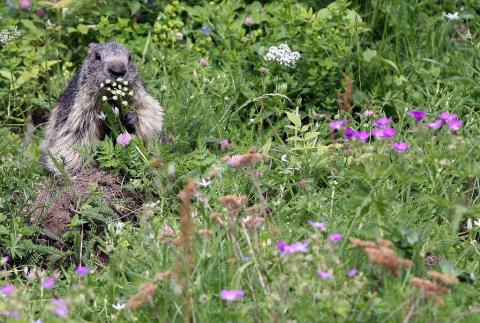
[286,111,301,129]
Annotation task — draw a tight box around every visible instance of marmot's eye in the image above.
[95,52,101,61]
[128,54,132,62]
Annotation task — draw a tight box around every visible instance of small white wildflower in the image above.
[118,85,123,90]
[264,43,301,67]
[100,82,104,88]
[120,91,125,96]
[116,77,122,82]
[112,107,119,116]
[0,25,22,45]
[474,219,480,229]
[102,96,107,101]
[123,80,128,85]
[443,12,460,20]
[280,154,288,162]
[198,178,211,187]
[115,222,124,235]
[112,82,117,87]
[160,85,167,92]
[115,89,122,95]
[97,111,106,120]
[105,79,111,84]
[112,95,118,100]
[122,101,128,106]
[128,90,133,96]
[112,303,126,311]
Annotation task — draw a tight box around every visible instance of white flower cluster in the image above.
[264,43,301,67]
[442,12,460,20]
[99,78,133,119]
[0,25,21,46]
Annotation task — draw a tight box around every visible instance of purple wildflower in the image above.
[447,119,463,132]
[346,268,358,277]
[224,154,242,167]
[52,298,69,317]
[6,0,16,8]
[425,119,443,129]
[220,289,245,301]
[41,277,55,289]
[308,221,327,231]
[277,241,308,255]
[220,139,230,150]
[0,284,15,295]
[245,16,254,26]
[438,112,458,122]
[75,266,90,277]
[391,142,409,153]
[328,232,343,242]
[19,0,31,11]
[328,120,347,131]
[201,25,212,36]
[116,133,132,146]
[373,116,390,128]
[200,57,209,67]
[9,311,20,320]
[353,130,369,142]
[255,171,263,179]
[317,270,333,279]
[344,127,356,140]
[1,256,9,265]
[372,127,396,139]
[408,110,427,121]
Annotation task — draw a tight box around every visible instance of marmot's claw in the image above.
[123,110,138,133]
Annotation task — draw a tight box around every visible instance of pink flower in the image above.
[364,110,376,118]
[372,127,396,139]
[220,139,230,150]
[224,154,242,167]
[255,171,263,179]
[391,142,409,153]
[9,311,20,319]
[75,266,90,277]
[344,127,356,140]
[308,221,327,231]
[41,277,55,289]
[0,284,15,295]
[447,119,463,132]
[353,131,369,142]
[408,110,427,121]
[52,298,69,317]
[220,289,245,301]
[438,112,458,122]
[116,133,132,146]
[328,120,347,131]
[425,120,443,129]
[245,16,254,26]
[19,0,31,11]
[373,116,390,128]
[277,240,308,255]
[346,268,358,277]
[317,270,333,279]
[200,58,209,67]
[328,232,343,242]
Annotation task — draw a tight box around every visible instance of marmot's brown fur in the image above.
[41,42,163,175]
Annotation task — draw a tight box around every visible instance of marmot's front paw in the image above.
[123,110,138,133]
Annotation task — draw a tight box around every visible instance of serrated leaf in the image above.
[304,132,319,141]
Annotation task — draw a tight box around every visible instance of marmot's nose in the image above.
[108,60,126,77]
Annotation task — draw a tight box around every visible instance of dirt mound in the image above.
[29,168,142,237]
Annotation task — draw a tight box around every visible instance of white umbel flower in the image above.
[102,96,107,101]
[264,43,301,67]
[443,12,460,20]
[112,107,119,115]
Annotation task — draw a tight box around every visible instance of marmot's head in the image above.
[83,42,139,89]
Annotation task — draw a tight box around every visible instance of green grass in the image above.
[0,0,480,322]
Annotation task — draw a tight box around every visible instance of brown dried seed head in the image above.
[350,238,376,249]
[211,212,225,226]
[427,271,459,285]
[242,215,265,230]
[126,283,159,309]
[154,271,173,282]
[245,204,269,216]
[218,195,246,213]
[376,238,394,249]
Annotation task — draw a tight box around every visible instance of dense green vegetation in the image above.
[1,0,479,321]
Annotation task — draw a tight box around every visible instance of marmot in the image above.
[41,42,163,175]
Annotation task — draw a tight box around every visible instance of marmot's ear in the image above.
[88,43,98,52]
